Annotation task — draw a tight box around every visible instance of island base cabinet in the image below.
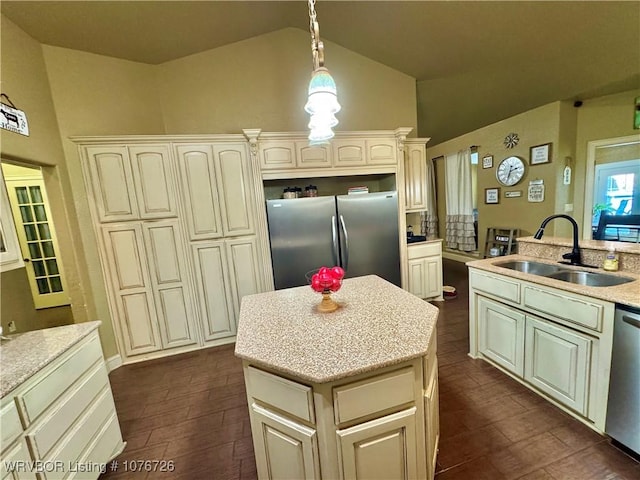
[524,316,591,415]
[478,296,525,377]
[250,404,320,480]
[337,407,418,480]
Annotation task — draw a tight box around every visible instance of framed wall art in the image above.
[530,143,552,165]
[482,155,493,169]
[485,187,500,204]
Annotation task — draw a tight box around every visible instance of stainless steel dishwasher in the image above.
[605,304,640,456]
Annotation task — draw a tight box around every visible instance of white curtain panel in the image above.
[423,159,438,239]
[445,149,476,251]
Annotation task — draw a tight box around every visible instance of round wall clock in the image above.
[504,132,519,149]
[496,155,526,186]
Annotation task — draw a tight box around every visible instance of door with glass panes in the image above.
[3,169,69,309]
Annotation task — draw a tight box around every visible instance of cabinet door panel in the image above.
[259,142,296,169]
[407,259,426,298]
[214,144,255,236]
[405,144,427,210]
[424,257,442,299]
[337,407,418,480]
[296,142,332,168]
[129,145,177,219]
[425,358,440,479]
[86,146,138,222]
[478,296,525,376]
[175,145,224,240]
[525,316,591,414]
[250,404,319,480]
[143,220,197,349]
[102,224,161,356]
[367,141,396,165]
[333,140,366,167]
[226,237,262,317]
[191,242,236,341]
[0,438,36,479]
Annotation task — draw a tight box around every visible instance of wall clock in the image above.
[496,155,526,186]
[504,132,519,149]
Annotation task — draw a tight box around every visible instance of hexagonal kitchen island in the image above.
[235,275,440,480]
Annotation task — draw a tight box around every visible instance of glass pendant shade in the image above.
[305,67,341,145]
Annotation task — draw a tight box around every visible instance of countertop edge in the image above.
[1,321,102,399]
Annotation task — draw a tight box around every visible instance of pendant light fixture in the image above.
[304,0,340,145]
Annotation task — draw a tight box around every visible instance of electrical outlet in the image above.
[8,321,16,333]
[564,203,574,213]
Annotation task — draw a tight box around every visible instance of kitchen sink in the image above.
[545,270,634,287]
[495,261,564,276]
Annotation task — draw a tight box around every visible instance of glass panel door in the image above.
[2,166,70,308]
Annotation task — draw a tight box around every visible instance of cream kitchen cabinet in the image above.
[85,145,178,222]
[0,326,124,480]
[295,142,332,168]
[191,237,262,343]
[175,143,255,240]
[366,139,397,165]
[101,220,198,358]
[469,267,614,430]
[404,139,428,212]
[407,241,443,301]
[332,139,367,167]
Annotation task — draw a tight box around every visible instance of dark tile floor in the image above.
[100,259,639,479]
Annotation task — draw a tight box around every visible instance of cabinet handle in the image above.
[331,216,339,265]
[340,215,349,270]
[622,315,640,329]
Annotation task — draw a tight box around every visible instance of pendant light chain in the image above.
[308,0,323,70]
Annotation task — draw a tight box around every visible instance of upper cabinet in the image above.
[85,145,178,222]
[404,140,428,212]
[332,139,367,167]
[176,143,255,240]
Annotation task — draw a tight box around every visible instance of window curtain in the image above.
[445,149,476,251]
[421,159,438,239]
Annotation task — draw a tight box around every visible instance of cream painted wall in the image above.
[157,28,417,134]
[428,102,565,260]
[0,15,98,345]
[573,89,640,230]
[41,45,166,358]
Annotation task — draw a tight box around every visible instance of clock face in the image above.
[496,156,526,186]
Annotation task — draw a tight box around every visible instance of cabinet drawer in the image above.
[43,389,116,480]
[470,270,520,303]
[77,414,122,477]
[27,362,108,459]
[407,242,441,260]
[1,438,34,480]
[17,334,102,425]
[1,401,23,449]
[246,367,314,423]
[333,367,415,425]
[523,285,603,332]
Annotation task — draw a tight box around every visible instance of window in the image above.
[0,166,24,272]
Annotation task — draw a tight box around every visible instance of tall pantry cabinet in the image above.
[79,138,264,363]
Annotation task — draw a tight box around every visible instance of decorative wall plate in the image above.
[504,132,519,149]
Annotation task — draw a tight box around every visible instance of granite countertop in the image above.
[467,255,640,308]
[0,321,102,398]
[234,275,439,384]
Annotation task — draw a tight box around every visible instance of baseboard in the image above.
[105,354,123,372]
[442,250,479,264]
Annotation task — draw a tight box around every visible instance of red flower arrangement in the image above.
[309,266,344,312]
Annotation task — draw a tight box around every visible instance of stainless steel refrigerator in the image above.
[266,191,401,289]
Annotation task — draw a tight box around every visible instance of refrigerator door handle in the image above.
[339,214,349,270]
[331,215,339,265]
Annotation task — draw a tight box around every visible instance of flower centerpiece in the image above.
[309,266,344,312]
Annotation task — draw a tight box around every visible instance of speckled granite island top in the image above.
[234,275,439,383]
[0,321,101,398]
[467,255,640,308]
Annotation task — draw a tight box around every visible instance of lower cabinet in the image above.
[469,267,612,430]
[0,330,125,480]
[407,242,443,301]
[337,408,418,480]
[243,351,439,480]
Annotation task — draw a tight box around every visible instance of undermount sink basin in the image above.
[495,261,564,276]
[545,270,634,287]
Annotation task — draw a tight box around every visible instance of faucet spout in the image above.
[534,214,582,266]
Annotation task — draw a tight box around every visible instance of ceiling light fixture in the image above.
[304,0,340,145]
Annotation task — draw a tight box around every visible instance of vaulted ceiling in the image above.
[2,1,639,144]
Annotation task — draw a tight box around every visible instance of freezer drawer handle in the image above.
[340,215,349,270]
[331,216,339,265]
[622,315,640,329]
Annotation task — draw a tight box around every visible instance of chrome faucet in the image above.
[533,214,583,266]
